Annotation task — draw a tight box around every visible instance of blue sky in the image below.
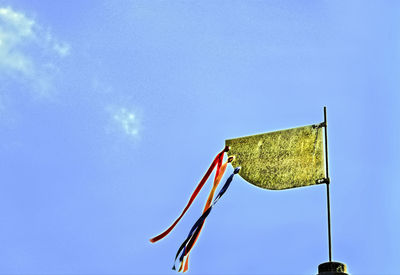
[0,1,399,274]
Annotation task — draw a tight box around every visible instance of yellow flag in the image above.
[225,124,326,190]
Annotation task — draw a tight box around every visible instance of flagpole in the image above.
[316,107,349,274]
[323,106,332,262]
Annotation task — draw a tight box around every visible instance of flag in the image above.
[225,123,326,190]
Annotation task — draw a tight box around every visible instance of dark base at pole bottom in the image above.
[317,262,348,275]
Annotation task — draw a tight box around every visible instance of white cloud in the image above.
[0,7,34,37]
[0,6,70,93]
[112,107,140,137]
[0,7,34,75]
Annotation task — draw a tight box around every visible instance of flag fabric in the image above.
[225,123,326,190]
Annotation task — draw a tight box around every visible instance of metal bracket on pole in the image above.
[316,177,330,185]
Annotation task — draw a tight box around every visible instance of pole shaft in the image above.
[324,106,332,262]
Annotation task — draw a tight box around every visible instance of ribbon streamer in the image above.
[179,156,234,272]
[150,146,229,243]
[172,167,241,271]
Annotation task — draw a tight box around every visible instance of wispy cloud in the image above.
[52,41,70,57]
[112,107,140,137]
[0,6,70,93]
[93,80,143,141]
